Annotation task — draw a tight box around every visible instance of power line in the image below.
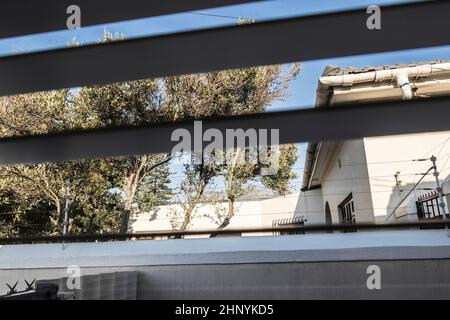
[188,12,256,23]
[397,138,450,174]
[397,152,450,186]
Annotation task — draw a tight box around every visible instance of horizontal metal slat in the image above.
[0,96,449,165]
[0,0,259,39]
[0,1,448,97]
[1,220,450,245]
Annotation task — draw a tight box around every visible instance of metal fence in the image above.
[272,216,306,235]
[0,280,59,300]
[417,191,450,221]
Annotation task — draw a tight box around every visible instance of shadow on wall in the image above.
[293,173,450,226]
[293,189,324,225]
[385,173,450,222]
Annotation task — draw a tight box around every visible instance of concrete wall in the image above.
[363,131,450,222]
[5,260,450,299]
[319,139,375,224]
[294,189,323,224]
[2,230,450,299]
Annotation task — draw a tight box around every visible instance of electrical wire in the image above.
[188,12,255,22]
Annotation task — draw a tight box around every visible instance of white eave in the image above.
[320,61,450,103]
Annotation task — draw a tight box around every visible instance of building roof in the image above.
[322,59,450,76]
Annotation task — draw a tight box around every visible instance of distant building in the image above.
[131,193,303,237]
[295,61,450,226]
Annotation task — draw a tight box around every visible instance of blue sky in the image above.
[0,0,438,112]
[2,0,448,193]
[0,0,419,57]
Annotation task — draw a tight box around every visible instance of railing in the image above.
[272,216,306,235]
[1,220,450,245]
[0,280,58,300]
[417,191,450,222]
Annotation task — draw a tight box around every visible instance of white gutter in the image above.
[331,78,450,104]
[307,142,322,190]
[320,63,450,100]
[396,71,413,100]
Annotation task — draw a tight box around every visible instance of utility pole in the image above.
[385,166,434,221]
[63,180,71,235]
[394,171,403,193]
[386,156,449,229]
[430,156,448,235]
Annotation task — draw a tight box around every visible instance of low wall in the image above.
[1,230,450,299]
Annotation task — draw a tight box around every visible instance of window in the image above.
[338,193,356,233]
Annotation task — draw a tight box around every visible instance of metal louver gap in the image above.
[0,0,261,39]
[0,1,448,97]
[0,96,449,165]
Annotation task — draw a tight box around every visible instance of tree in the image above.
[176,155,219,231]
[207,144,298,235]
[0,54,176,236]
[0,90,77,235]
[73,79,173,232]
[0,27,300,236]
[164,65,300,231]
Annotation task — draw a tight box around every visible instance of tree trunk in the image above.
[55,199,62,228]
[220,198,235,229]
[211,149,240,236]
[48,198,62,235]
[120,156,147,233]
[177,179,207,238]
[179,205,195,232]
[120,173,138,233]
[179,183,205,231]
[210,198,235,238]
[119,155,172,233]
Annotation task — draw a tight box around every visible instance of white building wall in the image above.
[444,181,450,211]
[363,131,450,222]
[319,139,375,224]
[294,189,323,224]
[260,194,300,226]
[131,194,299,237]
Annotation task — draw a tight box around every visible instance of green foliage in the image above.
[261,144,299,196]
[0,32,301,235]
[166,65,301,230]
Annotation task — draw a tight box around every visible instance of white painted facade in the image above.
[131,194,300,236]
[364,132,450,222]
[294,189,323,224]
[296,61,450,225]
[135,61,450,230]
[296,132,450,224]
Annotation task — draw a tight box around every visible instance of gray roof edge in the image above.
[324,59,450,76]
